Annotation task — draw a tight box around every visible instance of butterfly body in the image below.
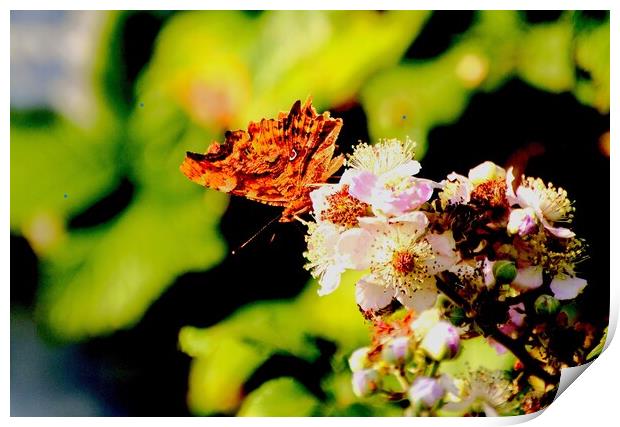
[181,98,343,221]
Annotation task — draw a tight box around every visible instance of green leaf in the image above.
[10,115,121,235]
[37,189,227,340]
[517,20,575,93]
[238,378,319,417]
[586,327,607,361]
[188,337,272,415]
[179,271,370,415]
[438,336,516,377]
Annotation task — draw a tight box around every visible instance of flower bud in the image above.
[507,208,538,236]
[410,308,441,339]
[348,347,371,372]
[420,321,460,361]
[492,260,517,284]
[408,376,445,407]
[352,368,380,398]
[381,336,412,365]
[534,294,561,316]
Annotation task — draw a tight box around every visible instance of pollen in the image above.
[320,185,369,227]
[392,251,417,274]
[470,178,508,209]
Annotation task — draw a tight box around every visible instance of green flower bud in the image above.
[534,294,561,316]
[558,303,579,327]
[493,260,517,283]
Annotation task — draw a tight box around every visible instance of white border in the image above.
[4,2,617,426]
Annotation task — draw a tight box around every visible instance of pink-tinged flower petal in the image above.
[409,376,445,407]
[540,217,576,239]
[396,280,438,312]
[550,276,588,300]
[425,231,459,274]
[376,180,434,217]
[348,170,377,205]
[355,276,395,311]
[482,258,496,288]
[338,168,360,187]
[317,265,345,296]
[487,337,508,355]
[512,266,543,290]
[508,303,526,327]
[336,228,373,270]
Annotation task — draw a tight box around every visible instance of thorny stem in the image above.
[436,272,559,384]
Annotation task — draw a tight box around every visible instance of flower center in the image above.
[392,250,417,274]
[470,178,508,208]
[320,185,369,227]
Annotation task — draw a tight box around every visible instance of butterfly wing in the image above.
[180,98,343,221]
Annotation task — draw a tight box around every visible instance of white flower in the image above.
[304,222,373,296]
[468,161,506,186]
[354,213,457,312]
[344,138,436,217]
[443,369,517,416]
[506,168,575,238]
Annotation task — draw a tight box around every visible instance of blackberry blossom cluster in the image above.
[302,138,594,416]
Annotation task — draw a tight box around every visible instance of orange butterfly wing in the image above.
[180,98,344,222]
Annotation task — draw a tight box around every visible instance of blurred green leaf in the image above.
[188,337,272,415]
[574,20,610,113]
[517,19,575,93]
[179,271,370,415]
[37,189,227,340]
[10,115,121,234]
[238,377,319,417]
[439,336,516,376]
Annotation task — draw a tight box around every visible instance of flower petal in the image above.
[550,276,588,300]
[540,217,576,239]
[309,184,339,217]
[348,170,377,205]
[336,228,373,270]
[425,231,459,274]
[355,276,395,311]
[317,265,344,296]
[512,266,543,290]
[396,285,438,313]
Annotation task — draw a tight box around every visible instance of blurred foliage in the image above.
[10,9,609,415]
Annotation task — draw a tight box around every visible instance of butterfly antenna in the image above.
[231,214,280,255]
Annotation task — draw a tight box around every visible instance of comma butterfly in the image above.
[180,98,344,222]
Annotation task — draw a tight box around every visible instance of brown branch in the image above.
[436,272,559,384]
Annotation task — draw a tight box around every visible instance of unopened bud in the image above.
[493,260,517,284]
[381,336,412,365]
[352,368,380,398]
[420,321,460,361]
[408,376,445,407]
[348,347,371,372]
[534,294,560,316]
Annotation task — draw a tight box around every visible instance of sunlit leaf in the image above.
[237,377,319,417]
[37,189,227,340]
[188,337,271,415]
